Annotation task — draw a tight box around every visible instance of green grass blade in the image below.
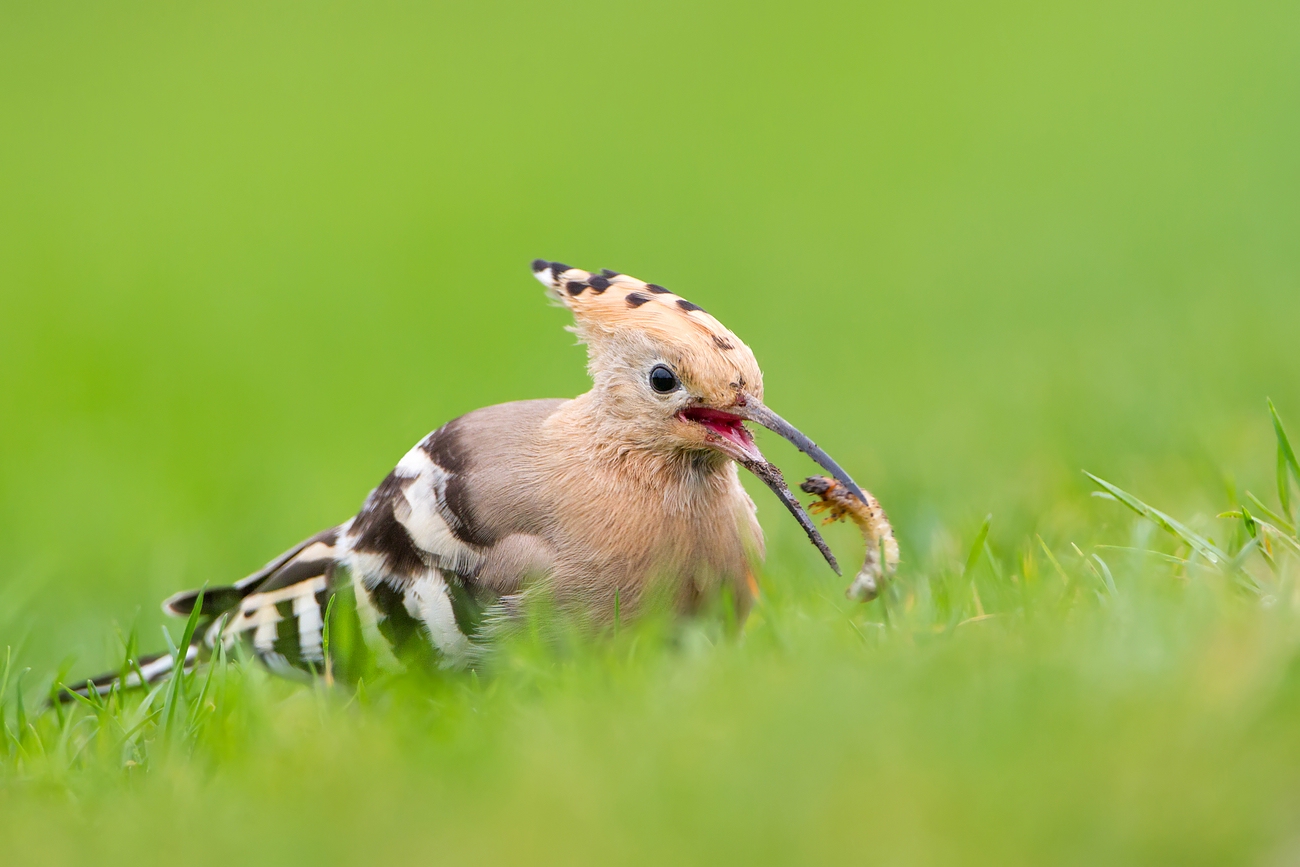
[1224,537,1264,587]
[186,636,228,738]
[1084,472,1229,566]
[1243,492,1295,534]
[982,539,1005,582]
[0,648,10,758]
[1036,536,1071,585]
[964,515,992,577]
[160,624,180,659]
[1269,399,1299,524]
[60,686,101,713]
[321,594,335,661]
[1277,448,1292,521]
[1248,518,1300,557]
[119,704,163,746]
[118,623,140,687]
[161,588,204,741]
[186,649,219,734]
[1091,554,1118,595]
[0,646,12,705]
[81,677,107,712]
[1075,544,1108,595]
[47,657,76,709]
[1232,505,1258,540]
[14,669,29,742]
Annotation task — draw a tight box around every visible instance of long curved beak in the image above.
[681,395,861,575]
[735,399,868,506]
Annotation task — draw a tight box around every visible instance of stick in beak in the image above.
[736,399,869,506]
[738,457,841,576]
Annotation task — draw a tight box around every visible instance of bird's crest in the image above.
[530,259,762,401]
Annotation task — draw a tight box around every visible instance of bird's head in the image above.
[533,259,865,573]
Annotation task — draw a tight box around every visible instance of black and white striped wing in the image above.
[168,425,497,676]
[164,526,349,677]
[67,412,528,701]
[341,433,495,668]
[67,420,510,698]
[219,532,342,674]
[66,527,349,699]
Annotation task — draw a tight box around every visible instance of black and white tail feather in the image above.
[63,432,504,701]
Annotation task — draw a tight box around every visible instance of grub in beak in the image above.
[802,475,899,601]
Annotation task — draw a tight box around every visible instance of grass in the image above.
[4,408,1300,864]
[4,1,1300,864]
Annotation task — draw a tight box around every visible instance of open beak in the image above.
[680,396,863,576]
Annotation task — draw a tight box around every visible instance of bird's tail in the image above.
[61,645,201,701]
[59,522,353,702]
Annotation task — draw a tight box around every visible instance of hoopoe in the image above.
[67,261,888,697]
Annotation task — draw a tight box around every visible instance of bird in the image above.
[65,261,874,698]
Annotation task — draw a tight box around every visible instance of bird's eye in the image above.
[648,364,679,394]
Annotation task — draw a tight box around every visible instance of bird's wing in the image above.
[197,525,350,676]
[163,451,491,679]
[162,526,343,619]
[62,526,349,699]
[202,430,508,676]
[68,402,566,698]
[340,404,562,668]
[341,445,489,667]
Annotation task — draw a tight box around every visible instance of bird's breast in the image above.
[539,455,762,617]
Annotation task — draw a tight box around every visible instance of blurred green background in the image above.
[3,1,1300,863]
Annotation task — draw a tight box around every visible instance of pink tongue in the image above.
[704,418,741,440]
[707,419,760,459]
[682,408,762,459]
[692,412,736,435]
